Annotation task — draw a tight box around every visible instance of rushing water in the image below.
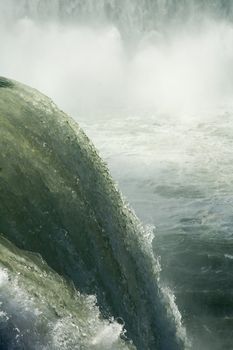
[81,112,233,350]
[1,1,233,349]
[0,236,134,350]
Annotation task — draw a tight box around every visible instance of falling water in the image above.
[1,1,233,349]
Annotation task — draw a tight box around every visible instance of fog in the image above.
[1,11,233,120]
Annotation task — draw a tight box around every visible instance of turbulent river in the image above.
[1,1,233,350]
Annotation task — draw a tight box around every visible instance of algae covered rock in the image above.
[0,77,183,349]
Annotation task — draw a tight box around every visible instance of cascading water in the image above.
[3,1,233,30]
[0,236,134,350]
[1,1,233,349]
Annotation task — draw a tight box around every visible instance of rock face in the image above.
[0,77,182,350]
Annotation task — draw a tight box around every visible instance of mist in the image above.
[1,14,233,121]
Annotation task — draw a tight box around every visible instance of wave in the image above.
[0,77,189,349]
[0,235,134,350]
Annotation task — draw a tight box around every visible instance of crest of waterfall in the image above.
[2,0,233,36]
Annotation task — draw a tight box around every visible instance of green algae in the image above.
[0,77,182,350]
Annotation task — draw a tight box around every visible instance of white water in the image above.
[0,246,133,350]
